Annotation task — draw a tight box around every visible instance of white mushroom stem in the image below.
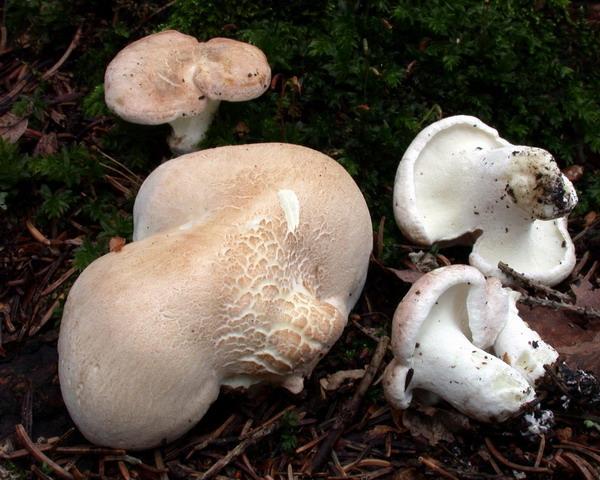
[168,98,220,154]
[494,291,558,385]
[385,305,534,422]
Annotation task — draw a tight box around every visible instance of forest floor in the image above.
[2,2,600,479]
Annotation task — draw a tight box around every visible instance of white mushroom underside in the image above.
[406,285,534,422]
[410,122,574,284]
[413,124,507,240]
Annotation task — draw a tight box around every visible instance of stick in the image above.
[418,456,459,480]
[41,25,83,81]
[15,424,74,480]
[200,406,298,480]
[484,437,552,474]
[307,335,390,474]
[519,295,600,320]
[534,434,545,468]
[498,262,571,302]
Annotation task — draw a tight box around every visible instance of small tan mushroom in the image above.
[58,144,372,449]
[104,30,271,154]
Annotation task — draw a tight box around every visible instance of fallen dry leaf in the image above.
[572,278,600,311]
[109,236,126,252]
[387,268,424,284]
[563,165,584,183]
[0,112,28,143]
[519,302,600,376]
[584,211,598,227]
[320,368,365,391]
[402,406,470,446]
[33,132,59,156]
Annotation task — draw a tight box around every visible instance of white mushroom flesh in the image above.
[494,291,559,385]
[394,116,577,285]
[386,284,534,422]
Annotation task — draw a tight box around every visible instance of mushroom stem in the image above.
[493,292,558,385]
[385,302,535,422]
[168,98,220,154]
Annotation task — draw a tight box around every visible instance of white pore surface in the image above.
[408,284,534,422]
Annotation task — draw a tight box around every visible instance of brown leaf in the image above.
[234,121,250,137]
[563,165,584,183]
[387,268,424,284]
[319,368,365,391]
[109,237,126,252]
[519,304,600,375]
[364,424,397,441]
[572,279,600,310]
[402,407,470,446]
[0,112,27,143]
[584,211,598,227]
[33,132,58,156]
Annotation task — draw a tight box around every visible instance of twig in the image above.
[40,267,76,296]
[561,452,596,480]
[554,443,600,464]
[41,25,83,81]
[484,437,552,474]
[307,335,390,473]
[573,218,600,243]
[29,295,62,336]
[184,414,237,460]
[200,406,298,480]
[31,465,54,480]
[154,449,170,480]
[534,434,546,468]
[498,261,570,302]
[15,424,74,480]
[518,294,600,320]
[418,456,459,480]
[26,220,51,246]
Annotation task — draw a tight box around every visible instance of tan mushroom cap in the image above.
[59,143,372,449]
[194,37,271,101]
[104,31,271,125]
[133,143,371,314]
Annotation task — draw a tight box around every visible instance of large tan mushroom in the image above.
[58,144,372,449]
[104,30,271,154]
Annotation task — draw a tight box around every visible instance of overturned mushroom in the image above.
[104,30,271,154]
[393,115,577,286]
[383,265,536,422]
[58,144,372,449]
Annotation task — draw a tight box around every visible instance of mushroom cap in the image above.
[193,37,271,101]
[132,143,371,315]
[104,31,270,125]
[391,265,506,364]
[393,115,577,285]
[58,143,372,448]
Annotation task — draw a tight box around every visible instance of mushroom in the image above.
[383,265,535,422]
[58,143,372,449]
[104,30,271,154]
[393,115,578,286]
[493,289,558,385]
